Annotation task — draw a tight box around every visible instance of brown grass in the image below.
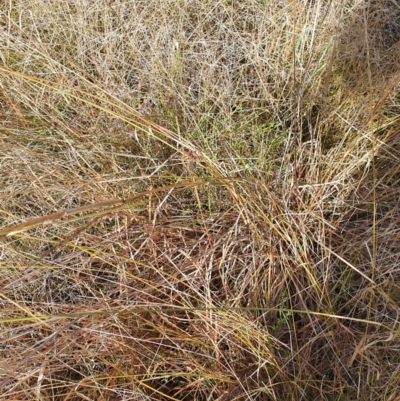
[1,0,400,400]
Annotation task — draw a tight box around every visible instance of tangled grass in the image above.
[1,0,400,400]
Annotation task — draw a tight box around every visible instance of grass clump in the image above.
[1,0,400,400]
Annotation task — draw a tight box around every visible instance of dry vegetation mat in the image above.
[1,0,400,400]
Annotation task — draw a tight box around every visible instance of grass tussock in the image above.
[1,0,400,400]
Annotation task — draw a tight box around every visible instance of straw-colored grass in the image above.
[1,0,400,400]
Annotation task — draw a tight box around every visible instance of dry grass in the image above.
[1,0,400,400]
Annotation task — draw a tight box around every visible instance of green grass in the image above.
[1,0,400,400]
